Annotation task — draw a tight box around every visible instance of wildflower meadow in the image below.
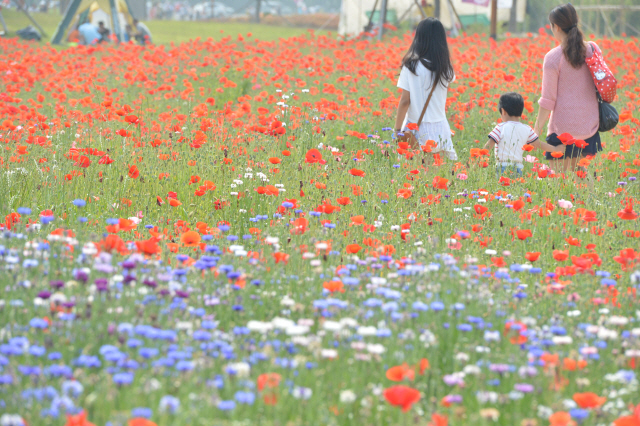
[0,28,639,426]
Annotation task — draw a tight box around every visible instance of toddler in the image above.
[484,92,565,175]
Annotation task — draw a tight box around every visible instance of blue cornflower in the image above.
[131,407,153,418]
[159,395,180,413]
[234,391,255,405]
[217,400,236,411]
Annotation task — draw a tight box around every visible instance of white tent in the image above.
[338,0,414,37]
[338,0,527,37]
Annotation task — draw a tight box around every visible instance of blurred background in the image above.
[2,0,639,43]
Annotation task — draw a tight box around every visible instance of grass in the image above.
[1,9,331,44]
[1,8,62,37]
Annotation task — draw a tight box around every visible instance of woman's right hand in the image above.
[534,106,552,138]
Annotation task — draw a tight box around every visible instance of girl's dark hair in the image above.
[549,3,586,69]
[401,18,454,87]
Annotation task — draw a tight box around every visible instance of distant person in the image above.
[78,22,101,45]
[67,24,80,44]
[133,18,153,45]
[124,24,133,42]
[421,0,434,18]
[97,21,110,42]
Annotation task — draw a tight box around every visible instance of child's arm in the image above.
[530,138,566,154]
[483,139,496,151]
[394,90,411,133]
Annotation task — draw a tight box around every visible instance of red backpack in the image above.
[586,42,617,103]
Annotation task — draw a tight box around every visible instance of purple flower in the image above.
[49,280,64,289]
[37,291,51,299]
[94,264,114,273]
[514,383,534,393]
[143,279,157,288]
[74,270,89,283]
[122,260,136,270]
[443,374,464,386]
[444,394,463,403]
[489,363,511,373]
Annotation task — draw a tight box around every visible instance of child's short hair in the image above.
[498,92,524,117]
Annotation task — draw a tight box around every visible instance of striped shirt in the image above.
[539,43,600,140]
[489,121,538,165]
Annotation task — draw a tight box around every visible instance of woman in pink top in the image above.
[533,3,602,172]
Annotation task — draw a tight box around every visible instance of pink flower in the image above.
[457,173,468,180]
[558,199,573,209]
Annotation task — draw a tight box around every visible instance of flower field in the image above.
[0,29,639,426]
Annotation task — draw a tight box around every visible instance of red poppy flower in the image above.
[574,139,589,149]
[618,201,639,220]
[65,410,96,426]
[383,385,420,412]
[257,373,281,391]
[304,148,325,164]
[180,230,201,247]
[474,205,488,215]
[525,252,540,262]
[418,358,430,375]
[74,155,91,168]
[128,419,157,426]
[345,244,362,254]
[128,165,140,179]
[613,404,640,426]
[98,155,113,165]
[135,238,161,255]
[549,412,572,426]
[553,250,569,262]
[323,280,345,293]
[432,176,448,190]
[557,133,575,145]
[573,392,606,408]
[386,363,415,381]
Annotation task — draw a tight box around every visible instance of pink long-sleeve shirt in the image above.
[539,42,600,140]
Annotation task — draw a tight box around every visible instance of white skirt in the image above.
[402,119,458,160]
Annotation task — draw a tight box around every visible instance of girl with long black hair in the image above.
[394,18,457,160]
